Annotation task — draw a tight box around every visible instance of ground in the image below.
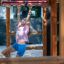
[0,44,43,58]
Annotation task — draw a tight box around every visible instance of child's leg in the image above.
[2,46,15,57]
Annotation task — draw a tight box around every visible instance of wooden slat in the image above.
[50,0,57,56]
[60,0,64,56]
[0,57,64,64]
[42,7,47,56]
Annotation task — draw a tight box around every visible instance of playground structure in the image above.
[0,0,58,56]
[0,0,64,64]
[0,0,48,56]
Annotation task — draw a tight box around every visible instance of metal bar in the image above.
[2,1,48,3]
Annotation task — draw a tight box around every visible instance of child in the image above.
[1,5,32,57]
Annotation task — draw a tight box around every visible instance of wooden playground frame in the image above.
[0,0,58,56]
[1,0,48,56]
[0,0,64,64]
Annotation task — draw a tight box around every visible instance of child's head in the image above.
[21,18,26,24]
[18,18,26,27]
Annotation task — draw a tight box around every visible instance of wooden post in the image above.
[43,7,47,56]
[0,0,1,5]
[6,6,10,47]
[50,0,57,56]
[60,0,64,56]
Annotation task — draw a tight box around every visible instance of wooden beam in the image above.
[50,0,57,56]
[0,57,64,64]
[6,6,10,57]
[60,0,64,56]
[42,7,47,56]
[26,44,43,50]
[2,0,48,6]
[6,6,10,47]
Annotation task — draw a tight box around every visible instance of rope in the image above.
[17,5,21,23]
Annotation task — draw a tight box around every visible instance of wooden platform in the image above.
[0,56,64,64]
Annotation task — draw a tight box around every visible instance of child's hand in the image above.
[28,3,32,9]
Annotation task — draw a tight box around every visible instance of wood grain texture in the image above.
[50,0,57,56]
[6,6,10,57]
[60,0,64,56]
[6,7,10,47]
[43,7,47,56]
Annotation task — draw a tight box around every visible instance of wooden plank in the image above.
[0,57,64,64]
[42,7,47,56]
[50,0,57,56]
[60,0,64,56]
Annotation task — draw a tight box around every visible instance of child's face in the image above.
[21,18,26,25]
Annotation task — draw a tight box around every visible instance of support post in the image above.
[43,7,47,56]
[60,0,64,56]
[6,6,10,48]
[50,0,57,56]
